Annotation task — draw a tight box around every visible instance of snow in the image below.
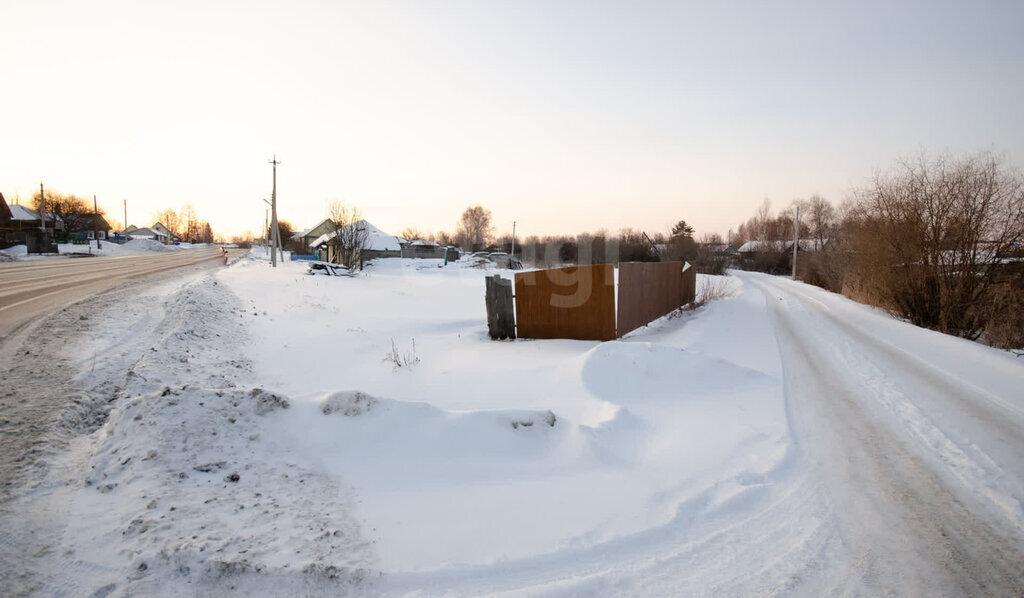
[207,257,790,576]
[308,219,406,252]
[0,239,199,260]
[6,252,1024,595]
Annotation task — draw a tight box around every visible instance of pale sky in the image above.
[3,0,1022,241]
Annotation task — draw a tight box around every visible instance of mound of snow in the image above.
[121,238,180,253]
[0,244,27,259]
[322,390,378,416]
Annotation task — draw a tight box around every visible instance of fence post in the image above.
[485,275,516,340]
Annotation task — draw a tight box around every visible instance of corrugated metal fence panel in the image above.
[514,264,616,341]
[617,261,693,336]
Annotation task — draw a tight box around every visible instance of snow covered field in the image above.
[2,251,1023,596]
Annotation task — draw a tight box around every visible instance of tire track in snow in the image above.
[753,273,1024,528]
[750,274,1024,596]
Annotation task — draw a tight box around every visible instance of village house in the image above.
[0,194,65,247]
[738,239,830,273]
[68,213,113,241]
[290,218,336,255]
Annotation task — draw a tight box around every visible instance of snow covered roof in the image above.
[8,205,54,221]
[737,240,788,253]
[737,239,829,253]
[129,227,166,238]
[309,220,405,251]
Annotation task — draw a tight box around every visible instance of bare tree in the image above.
[154,208,183,237]
[181,204,199,242]
[400,227,432,241]
[456,205,493,251]
[754,198,772,240]
[806,194,836,248]
[435,230,455,247]
[328,201,369,268]
[847,152,1024,339]
[31,189,96,234]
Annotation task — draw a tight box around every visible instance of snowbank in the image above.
[216,256,790,575]
[0,239,196,260]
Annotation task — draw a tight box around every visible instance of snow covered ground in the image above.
[2,252,1022,596]
[0,239,203,260]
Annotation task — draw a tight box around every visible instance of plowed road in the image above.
[0,247,231,341]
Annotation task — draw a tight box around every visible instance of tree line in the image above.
[730,152,1024,349]
[153,204,214,243]
[29,189,115,235]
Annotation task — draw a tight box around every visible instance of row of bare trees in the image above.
[733,152,1024,348]
[30,190,113,234]
[153,204,214,243]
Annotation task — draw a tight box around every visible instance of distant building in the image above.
[1,200,65,247]
[127,227,171,243]
[68,213,112,240]
[309,220,405,265]
[151,222,180,243]
[291,218,336,254]
[400,239,447,259]
[737,239,829,273]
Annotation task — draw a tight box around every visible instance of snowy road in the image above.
[745,272,1024,595]
[0,247,230,341]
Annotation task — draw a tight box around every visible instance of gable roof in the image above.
[0,193,11,221]
[71,213,112,232]
[737,240,788,253]
[309,219,405,251]
[128,227,165,238]
[738,239,830,253]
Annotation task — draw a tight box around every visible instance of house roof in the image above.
[71,213,112,232]
[738,239,829,253]
[293,219,336,241]
[738,240,789,253]
[0,193,11,221]
[10,205,42,221]
[310,220,405,252]
[129,227,165,238]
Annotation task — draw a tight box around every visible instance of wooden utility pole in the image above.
[269,155,281,267]
[792,204,800,278]
[510,221,516,261]
[123,199,128,238]
[39,183,45,233]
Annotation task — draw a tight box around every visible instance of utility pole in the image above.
[792,204,800,279]
[39,183,45,233]
[269,155,281,267]
[510,221,516,261]
[123,199,128,238]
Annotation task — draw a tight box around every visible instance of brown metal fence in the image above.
[617,261,696,336]
[511,261,696,340]
[513,264,616,341]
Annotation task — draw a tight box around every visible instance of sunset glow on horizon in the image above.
[3,0,1022,241]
